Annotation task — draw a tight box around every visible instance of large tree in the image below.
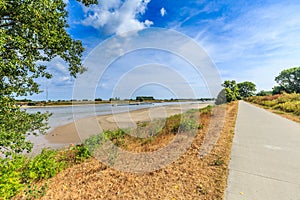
[275,66,300,93]
[237,81,256,98]
[0,0,97,156]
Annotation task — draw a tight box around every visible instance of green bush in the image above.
[0,155,26,199]
[179,118,199,131]
[0,145,91,199]
[24,149,65,181]
[200,105,212,114]
[71,145,91,163]
[84,129,127,154]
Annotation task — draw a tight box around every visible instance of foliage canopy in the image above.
[237,81,256,98]
[0,0,97,155]
[275,66,300,94]
[215,80,256,104]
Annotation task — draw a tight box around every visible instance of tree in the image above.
[223,80,240,102]
[237,81,256,98]
[256,90,272,96]
[0,0,97,156]
[215,80,239,104]
[272,85,285,95]
[275,66,300,93]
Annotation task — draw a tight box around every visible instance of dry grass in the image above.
[32,102,238,200]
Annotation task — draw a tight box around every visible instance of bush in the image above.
[179,118,199,131]
[24,149,65,181]
[0,155,26,199]
[274,101,300,114]
[0,145,91,199]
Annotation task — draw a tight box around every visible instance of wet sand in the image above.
[45,103,209,144]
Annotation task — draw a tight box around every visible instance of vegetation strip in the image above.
[245,93,300,123]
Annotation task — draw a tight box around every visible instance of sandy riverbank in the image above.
[45,103,209,144]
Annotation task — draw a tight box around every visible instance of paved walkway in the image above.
[225,101,300,200]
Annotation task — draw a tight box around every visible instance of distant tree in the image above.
[95,98,102,101]
[275,66,300,93]
[136,96,155,102]
[256,90,272,96]
[0,0,97,156]
[237,81,256,98]
[109,97,120,101]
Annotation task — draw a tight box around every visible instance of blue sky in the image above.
[30,0,300,100]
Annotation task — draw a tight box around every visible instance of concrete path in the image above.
[225,101,300,200]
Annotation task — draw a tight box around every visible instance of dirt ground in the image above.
[35,102,238,200]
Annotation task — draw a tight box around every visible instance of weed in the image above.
[213,157,225,166]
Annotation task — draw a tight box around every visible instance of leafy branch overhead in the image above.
[0,0,97,155]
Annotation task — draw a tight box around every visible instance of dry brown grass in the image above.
[35,102,238,200]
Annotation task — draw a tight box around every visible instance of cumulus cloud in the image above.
[81,0,153,35]
[160,7,166,17]
[144,19,154,26]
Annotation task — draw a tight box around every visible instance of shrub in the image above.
[262,100,277,107]
[179,118,199,132]
[0,145,90,199]
[24,149,65,181]
[0,155,26,199]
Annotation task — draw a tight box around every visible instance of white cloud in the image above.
[54,61,69,75]
[81,0,153,35]
[193,3,300,90]
[160,7,166,17]
[144,19,153,27]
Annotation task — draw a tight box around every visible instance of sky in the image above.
[30,0,300,100]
